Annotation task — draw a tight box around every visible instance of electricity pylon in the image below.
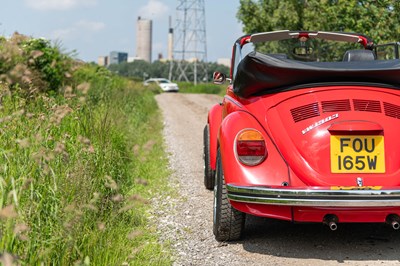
[169,0,208,85]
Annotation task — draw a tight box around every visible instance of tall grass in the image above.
[177,81,226,95]
[0,35,172,265]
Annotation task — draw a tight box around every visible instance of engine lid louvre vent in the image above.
[384,102,400,119]
[321,99,351,113]
[353,99,382,113]
[290,102,320,123]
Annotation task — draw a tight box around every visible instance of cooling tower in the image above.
[136,17,152,62]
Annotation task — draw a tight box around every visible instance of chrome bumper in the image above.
[227,184,400,207]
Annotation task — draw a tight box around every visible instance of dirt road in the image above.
[155,93,400,266]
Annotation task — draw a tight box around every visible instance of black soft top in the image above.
[233,51,400,98]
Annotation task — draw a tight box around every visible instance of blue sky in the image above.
[0,0,244,63]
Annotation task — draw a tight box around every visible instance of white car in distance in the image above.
[143,78,179,92]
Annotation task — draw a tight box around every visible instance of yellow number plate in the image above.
[331,186,382,190]
[330,135,385,173]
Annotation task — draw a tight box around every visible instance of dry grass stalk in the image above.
[0,204,18,219]
[105,175,118,190]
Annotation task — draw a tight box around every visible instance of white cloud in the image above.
[50,20,105,40]
[138,0,169,20]
[25,0,97,11]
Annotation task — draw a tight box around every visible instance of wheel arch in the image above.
[207,103,223,171]
[218,110,290,187]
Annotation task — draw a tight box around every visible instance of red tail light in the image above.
[236,129,267,166]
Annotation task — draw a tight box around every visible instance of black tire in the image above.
[213,149,245,241]
[203,124,215,190]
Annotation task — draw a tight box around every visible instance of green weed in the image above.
[0,35,172,265]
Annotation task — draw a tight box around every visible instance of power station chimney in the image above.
[168,16,174,61]
[136,16,152,62]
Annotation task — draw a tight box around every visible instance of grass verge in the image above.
[0,64,172,265]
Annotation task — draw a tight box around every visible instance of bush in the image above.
[22,38,73,92]
[0,33,74,96]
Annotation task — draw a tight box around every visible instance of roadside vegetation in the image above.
[177,82,226,95]
[0,33,171,265]
[108,59,229,85]
[108,61,228,96]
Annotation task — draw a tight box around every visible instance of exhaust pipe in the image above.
[328,221,338,231]
[386,214,400,230]
[323,214,338,231]
[391,221,400,230]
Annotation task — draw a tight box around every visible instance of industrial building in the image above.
[136,17,152,62]
[97,56,108,67]
[109,51,128,65]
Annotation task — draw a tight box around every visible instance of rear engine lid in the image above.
[264,86,400,187]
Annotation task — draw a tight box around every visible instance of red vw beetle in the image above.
[204,30,400,241]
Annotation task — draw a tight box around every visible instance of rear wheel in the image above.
[213,149,245,241]
[203,124,215,190]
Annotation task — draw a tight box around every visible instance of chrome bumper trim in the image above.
[227,184,400,207]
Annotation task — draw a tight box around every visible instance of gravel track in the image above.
[155,93,400,266]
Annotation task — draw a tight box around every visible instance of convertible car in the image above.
[204,30,400,241]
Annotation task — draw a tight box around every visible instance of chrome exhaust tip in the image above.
[328,221,338,231]
[391,221,400,230]
[386,214,400,230]
[323,214,338,231]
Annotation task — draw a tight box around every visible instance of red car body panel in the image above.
[219,95,290,187]
[207,103,223,171]
[207,31,400,231]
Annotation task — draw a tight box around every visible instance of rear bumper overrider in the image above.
[227,184,400,207]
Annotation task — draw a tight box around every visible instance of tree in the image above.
[237,0,400,44]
